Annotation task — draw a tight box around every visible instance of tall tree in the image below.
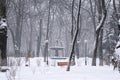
[67,0,81,71]
[96,0,104,66]
[71,0,76,65]
[92,0,107,66]
[43,0,51,64]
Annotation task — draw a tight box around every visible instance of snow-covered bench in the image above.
[57,62,69,66]
[50,57,68,66]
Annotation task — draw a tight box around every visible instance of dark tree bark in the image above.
[96,0,104,66]
[0,0,7,66]
[92,0,107,66]
[71,0,75,65]
[71,0,75,39]
[66,0,81,71]
[99,29,103,66]
[0,26,7,66]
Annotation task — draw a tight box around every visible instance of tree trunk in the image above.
[43,0,51,65]
[0,0,7,66]
[36,19,42,57]
[99,29,103,66]
[92,0,107,66]
[67,0,81,71]
[92,32,99,66]
[71,0,75,39]
[71,0,75,65]
[96,0,104,66]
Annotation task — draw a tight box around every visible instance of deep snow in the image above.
[0,57,120,80]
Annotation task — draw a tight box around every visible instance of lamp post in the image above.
[84,40,87,65]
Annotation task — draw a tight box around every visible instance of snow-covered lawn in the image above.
[0,57,120,80]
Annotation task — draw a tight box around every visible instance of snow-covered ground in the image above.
[0,57,120,80]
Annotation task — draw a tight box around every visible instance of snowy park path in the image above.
[1,65,119,80]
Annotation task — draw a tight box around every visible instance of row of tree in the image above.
[0,0,120,68]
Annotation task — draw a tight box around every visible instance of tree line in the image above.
[0,0,120,68]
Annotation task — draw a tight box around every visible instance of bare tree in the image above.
[43,0,51,64]
[96,0,104,66]
[92,0,107,66]
[67,0,81,71]
[70,0,76,65]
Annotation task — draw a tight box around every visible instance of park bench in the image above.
[50,57,68,66]
[57,62,69,66]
